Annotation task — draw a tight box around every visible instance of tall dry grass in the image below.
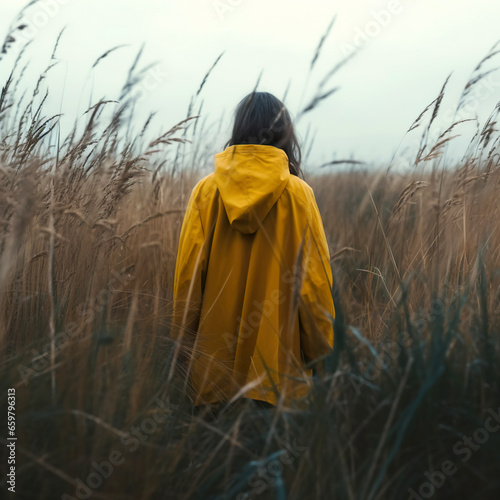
[1,19,500,500]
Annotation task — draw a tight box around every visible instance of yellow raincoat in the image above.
[172,144,334,407]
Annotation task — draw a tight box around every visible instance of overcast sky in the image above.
[1,0,500,171]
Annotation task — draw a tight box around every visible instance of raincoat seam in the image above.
[284,184,313,227]
[192,191,206,238]
[244,167,252,233]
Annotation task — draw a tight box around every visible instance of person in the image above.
[171,91,335,413]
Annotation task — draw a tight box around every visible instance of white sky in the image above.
[1,0,500,170]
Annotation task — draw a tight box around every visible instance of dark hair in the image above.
[225,92,303,177]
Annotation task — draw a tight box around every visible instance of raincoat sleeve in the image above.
[298,188,335,365]
[171,185,207,358]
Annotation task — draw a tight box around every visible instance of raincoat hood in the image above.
[214,145,290,234]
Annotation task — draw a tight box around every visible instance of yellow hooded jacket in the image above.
[172,144,334,407]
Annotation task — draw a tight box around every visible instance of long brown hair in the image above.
[225,92,303,177]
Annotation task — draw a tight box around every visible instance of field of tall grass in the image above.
[1,16,500,500]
